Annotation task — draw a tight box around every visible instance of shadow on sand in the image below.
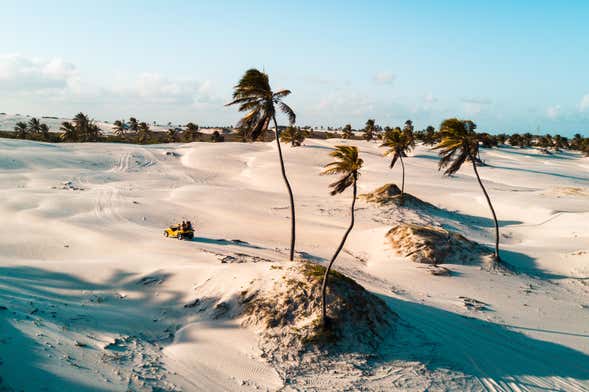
[376,294,589,388]
[0,266,185,391]
[191,237,264,250]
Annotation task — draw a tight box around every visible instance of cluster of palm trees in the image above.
[112,117,154,144]
[14,118,51,141]
[227,68,513,329]
[60,113,102,142]
[415,127,589,156]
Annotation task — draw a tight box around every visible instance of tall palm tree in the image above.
[226,68,297,261]
[434,118,501,262]
[60,121,77,142]
[319,145,364,328]
[14,121,28,138]
[113,120,126,138]
[381,127,414,201]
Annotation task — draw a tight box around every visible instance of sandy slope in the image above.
[0,137,588,391]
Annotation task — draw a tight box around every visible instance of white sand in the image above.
[0,137,588,391]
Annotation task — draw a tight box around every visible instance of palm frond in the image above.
[278,102,296,125]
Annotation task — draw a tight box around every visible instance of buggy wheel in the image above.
[164,231,169,237]
[177,234,183,240]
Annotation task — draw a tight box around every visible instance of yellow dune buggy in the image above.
[163,224,194,240]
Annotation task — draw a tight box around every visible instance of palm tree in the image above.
[319,145,364,328]
[342,124,353,139]
[73,113,90,142]
[128,117,139,133]
[434,118,501,263]
[137,122,151,144]
[226,68,297,261]
[571,133,583,150]
[522,132,533,147]
[27,118,42,135]
[363,119,376,141]
[167,128,178,142]
[553,134,568,151]
[14,121,28,138]
[72,113,101,142]
[113,120,126,138]
[39,124,50,140]
[184,122,199,142]
[280,126,306,146]
[381,127,414,201]
[211,130,224,142]
[403,120,414,139]
[60,121,77,142]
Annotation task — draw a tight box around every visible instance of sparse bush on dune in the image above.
[240,262,397,361]
[387,223,488,265]
[279,126,306,146]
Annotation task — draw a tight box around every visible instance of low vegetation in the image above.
[387,223,488,265]
[240,262,397,359]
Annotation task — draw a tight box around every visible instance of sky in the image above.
[0,0,588,136]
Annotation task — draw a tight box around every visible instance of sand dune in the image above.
[0,138,588,391]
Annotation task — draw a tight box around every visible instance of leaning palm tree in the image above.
[60,121,77,142]
[434,118,501,263]
[319,145,364,328]
[226,68,297,261]
[381,127,414,201]
[14,121,28,138]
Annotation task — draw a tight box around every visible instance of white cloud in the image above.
[0,54,219,108]
[546,105,561,119]
[579,94,589,112]
[0,54,78,92]
[373,71,395,85]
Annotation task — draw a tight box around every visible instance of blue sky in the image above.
[1,0,588,135]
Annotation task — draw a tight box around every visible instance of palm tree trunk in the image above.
[399,155,405,199]
[272,116,296,261]
[320,175,357,328]
[470,154,500,261]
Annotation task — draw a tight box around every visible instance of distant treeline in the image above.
[1,113,588,155]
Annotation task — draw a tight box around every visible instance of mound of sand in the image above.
[240,262,397,362]
[387,223,487,265]
[359,183,432,208]
[359,183,403,204]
